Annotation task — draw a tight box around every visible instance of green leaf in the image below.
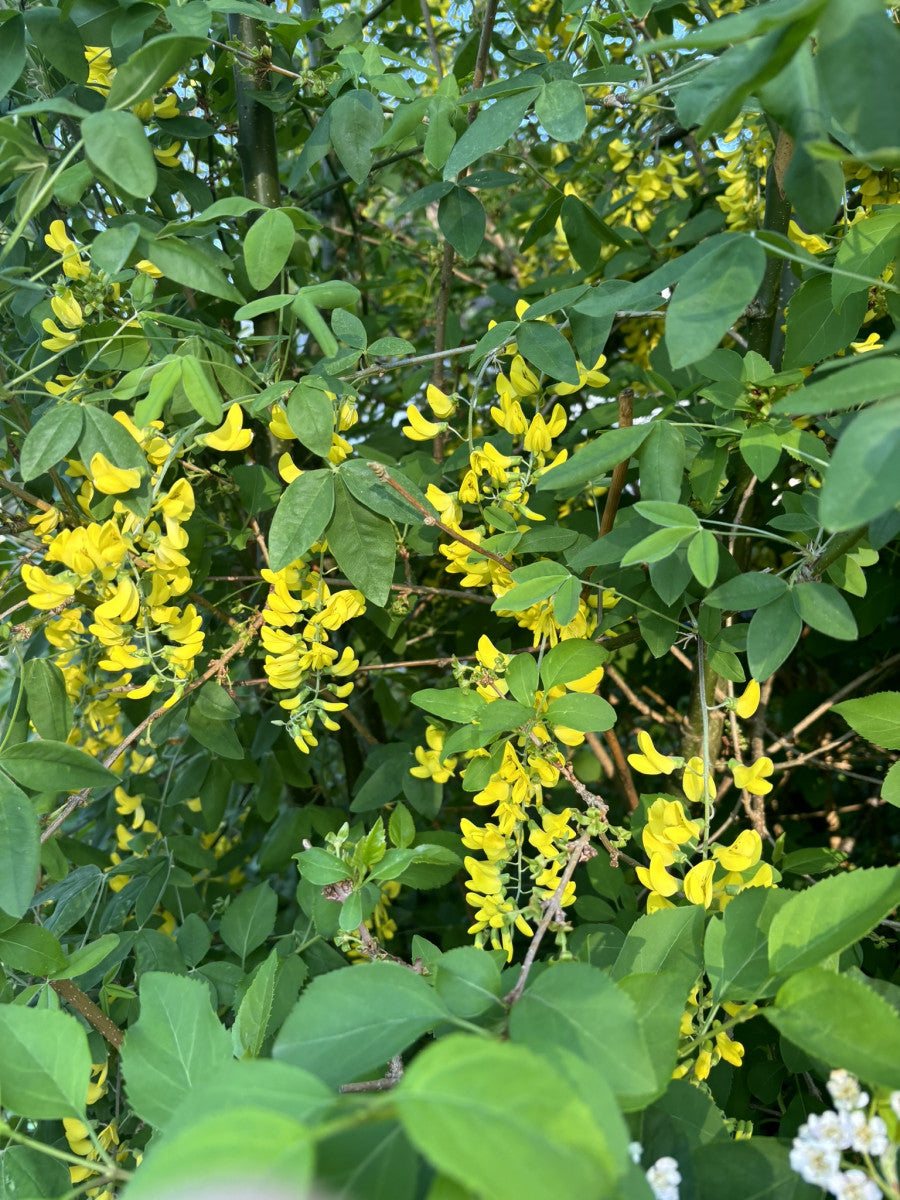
[193,680,240,721]
[509,962,661,1110]
[234,949,279,1058]
[638,421,686,504]
[687,529,719,588]
[621,526,695,568]
[164,1058,333,1135]
[52,933,120,981]
[540,640,608,690]
[140,235,242,303]
[244,208,296,291]
[773,356,900,416]
[91,222,141,275]
[325,478,397,605]
[535,79,587,142]
[0,1006,90,1119]
[536,424,651,493]
[433,946,503,1019]
[268,470,335,572]
[286,380,335,457]
[792,581,857,640]
[649,0,825,51]
[80,405,148,478]
[634,501,700,529]
[273,961,445,1088]
[331,307,367,349]
[329,89,384,184]
[443,91,538,179]
[704,887,792,1003]
[815,0,900,162]
[612,905,705,985]
[395,1034,619,1199]
[0,774,39,918]
[340,460,437,524]
[491,569,569,612]
[883,760,900,808]
[22,658,71,743]
[782,273,868,370]
[0,14,25,100]
[120,1107,313,1200]
[766,967,900,1090]
[293,847,350,886]
[0,740,117,792]
[818,397,900,531]
[234,293,295,321]
[181,355,223,423]
[122,971,232,1128]
[186,709,244,759]
[106,33,205,108]
[438,187,485,260]
[545,693,616,733]
[693,1137,817,1200]
[220,882,278,963]
[0,1144,70,1199]
[411,688,487,723]
[0,920,66,975]
[768,866,900,977]
[833,691,900,750]
[552,575,581,625]
[665,235,766,369]
[19,403,84,481]
[739,424,782,481]
[82,109,157,198]
[832,210,900,310]
[516,320,580,385]
[747,592,803,680]
[704,571,788,611]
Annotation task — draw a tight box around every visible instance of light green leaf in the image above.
[0,774,39,918]
[818,397,900,531]
[268,470,335,571]
[545,693,616,733]
[0,14,25,100]
[739,424,782,481]
[19,404,84,481]
[833,691,900,750]
[244,208,295,291]
[220,882,278,963]
[325,478,397,605]
[766,967,900,1090]
[747,592,803,680]
[140,235,242,303]
[273,961,446,1088]
[122,971,232,1128]
[634,500,700,529]
[832,210,900,310]
[286,381,335,457]
[0,920,66,975]
[704,888,792,1003]
[535,79,587,142]
[0,1006,90,1119]
[0,740,117,792]
[329,89,384,184]
[792,581,857,640]
[768,866,900,977]
[637,421,685,503]
[395,1034,619,1199]
[234,949,279,1058]
[539,639,608,691]
[782,273,867,369]
[704,571,788,611]
[181,356,223,423]
[536,424,651,493]
[433,946,504,1020]
[665,235,766,368]
[687,529,719,588]
[773,356,900,416]
[82,109,158,198]
[621,525,695,568]
[411,688,487,723]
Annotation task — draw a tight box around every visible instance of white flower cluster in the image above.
[628,1145,681,1200]
[788,1070,900,1199]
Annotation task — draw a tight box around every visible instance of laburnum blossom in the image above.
[712,829,762,873]
[44,220,91,279]
[426,383,456,418]
[734,679,760,718]
[410,725,457,783]
[628,730,677,775]
[682,756,714,804]
[642,798,701,861]
[733,756,774,795]
[402,405,445,441]
[90,452,141,495]
[202,405,253,451]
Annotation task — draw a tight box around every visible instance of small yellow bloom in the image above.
[90,452,141,495]
[202,405,253,452]
[135,260,164,278]
[734,679,760,719]
[712,829,762,873]
[402,405,444,441]
[682,756,714,804]
[44,220,90,280]
[426,384,456,418]
[628,730,676,775]
[683,859,716,908]
[733,756,774,796]
[51,290,84,330]
[509,355,540,396]
[153,141,182,169]
[41,318,77,352]
[636,852,679,898]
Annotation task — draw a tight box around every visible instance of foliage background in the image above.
[1,0,899,1197]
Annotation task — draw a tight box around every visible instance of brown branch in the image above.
[340,1055,404,1093]
[582,730,615,779]
[598,388,634,537]
[602,727,641,812]
[50,979,124,1048]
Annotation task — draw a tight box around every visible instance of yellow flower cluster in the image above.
[259,563,363,754]
[606,139,701,234]
[715,117,771,231]
[675,984,750,1083]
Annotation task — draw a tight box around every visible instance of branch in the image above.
[746,129,793,365]
[598,388,634,537]
[50,979,124,1048]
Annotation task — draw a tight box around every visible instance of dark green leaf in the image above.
[832,210,900,310]
[0,740,117,791]
[244,208,296,291]
[782,274,867,370]
[286,381,335,457]
[0,14,25,99]
[25,8,87,84]
[0,774,39,918]
[411,688,487,722]
[792,582,857,640]
[325,478,396,604]
[819,398,900,531]
[438,187,485,260]
[704,888,792,1003]
[693,1137,818,1200]
[545,693,616,733]
[82,109,158,198]
[621,526,694,568]
[106,33,205,109]
[773,356,900,416]
[747,592,802,680]
[687,529,719,588]
[535,80,586,142]
[140,235,241,303]
[220,882,278,962]
[19,404,84,481]
[329,90,384,184]
[516,320,580,385]
[181,356,223,423]
[704,572,788,611]
[0,920,66,975]
[540,640,608,690]
[739,425,782,481]
[536,424,650,493]
[443,91,538,179]
[268,470,335,571]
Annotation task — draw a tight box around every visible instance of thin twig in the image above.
[340,1056,404,1093]
[602,728,641,812]
[598,388,634,537]
[50,979,124,1048]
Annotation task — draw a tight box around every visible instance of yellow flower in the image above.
[712,829,762,873]
[410,726,457,783]
[135,259,164,278]
[851,332,883,354]
[44,220,90,279]
[636,852,679,898]
[551,355,610,396]
[509,355,540,396]
[426,383,456,418]
[202,405,253,452]
[628,730,676,775]
[153,141,183,168]
[21,564,76,610]
[51,290,84,330]
[733,756,774,796]
[734,679,760,719]
[90,452,141,495]
[464,855,503,897]
[84,45,115,93]
[402,405,445,441]
[41,318,77,351]
[682,756,714,804]
[683,859,716,908]
[523,404,566,454]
